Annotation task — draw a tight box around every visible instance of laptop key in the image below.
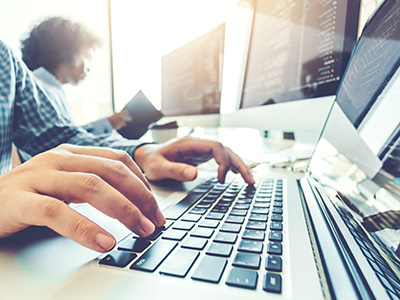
[191,255,227,283]
[206,212,225,220]
[254,198,271,204]
[218,199,234,205]
[242,230,265,241]
[162,229,187,241]
[263,272,282,294]
[206,242,233,257]
[251,207,269,214]
[130,239,177,272]
[267,242,283,255]
[236,199,252,204]
[226,268,258,289]
[195,203,212,209]
[181,237,208,250]
[99,250,137,268]
[271,214,283,222]
[215,202,232,208]
[246,221,267,230]
[253,203,270,208]
[257,192,272,197]
[163,220,174,230]
[131,226,164,241]
[226,215,245,224]
[199,199,215,205]
[230,209,248,216]
[159,248,200,277]
[232,252,261,269]
[163,191,206,220]
[270,222,283,231]
[272,207,283,214]
[212,207,229,213]
[181,214,202,222]
[237,240,263,254]
[192,187,212,194]
[198,219,220,228]
[269,231,283,242]
[255,197,271,203]
[191,227,214,238]
[213,232,238,244]
[203,195,219,201]
[190,208,207,215]
[118,237,151,253]
[249,213,268,222]
[233,203,250,210]
[266,256,282,272]
[223,191,237,197]
[172,221,195,231]
[220,223,241,233]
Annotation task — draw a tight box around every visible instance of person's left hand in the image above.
[107,111,132,130]
[133,138,255,184]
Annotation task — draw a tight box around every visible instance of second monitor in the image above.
[240,0,360,108]
[161,23,225,116]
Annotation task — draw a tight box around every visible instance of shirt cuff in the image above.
[83,118,113,135]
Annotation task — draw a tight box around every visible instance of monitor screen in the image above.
[161,23,225,116]
[240,0,360,108]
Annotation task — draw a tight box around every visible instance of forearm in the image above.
[67,130,144,157]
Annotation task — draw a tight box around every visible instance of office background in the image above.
[0,0,380,127]
[0,0,112,126]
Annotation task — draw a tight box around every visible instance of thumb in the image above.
[153,160,198,181]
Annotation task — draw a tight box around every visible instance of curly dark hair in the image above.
[20,17,101,72]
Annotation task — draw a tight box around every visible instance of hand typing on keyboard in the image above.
[0,138,253,254]
[0,144,166,253]
[133,138,255,185]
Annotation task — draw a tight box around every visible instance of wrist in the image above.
[132,143,157,170]
[107,115,118,129]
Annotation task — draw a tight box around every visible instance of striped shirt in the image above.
[0,41,141,174]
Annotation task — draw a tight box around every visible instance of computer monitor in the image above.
[240,0,360,109]
[161,23,225,117]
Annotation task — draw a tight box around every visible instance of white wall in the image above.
[0,0,113,125]
[110,0,237,111]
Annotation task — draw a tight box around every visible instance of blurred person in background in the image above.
[20,16,131,137]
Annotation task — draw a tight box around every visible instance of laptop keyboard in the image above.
[99,177,285,294]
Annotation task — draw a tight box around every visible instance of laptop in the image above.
[117,90,163,139]
[2,0,400,299]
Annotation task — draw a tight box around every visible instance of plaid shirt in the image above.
[33,67,114,135]
[0,41,141,174]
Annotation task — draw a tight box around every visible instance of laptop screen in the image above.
[309,0,400,262]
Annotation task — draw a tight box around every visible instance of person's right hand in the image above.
[0,144,165,252]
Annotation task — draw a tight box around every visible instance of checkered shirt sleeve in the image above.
[0,41,142,174]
